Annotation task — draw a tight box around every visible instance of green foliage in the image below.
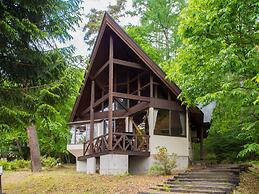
[126,25,163,64]
[0,159,30,171]
[83,0,127,54]
[0,156,59,171]
[149,146,177,175]
[0,0,82,84]
[132,0,185,60]
[149,163,165,175]
[41,156,59,169]
[0,65,84,160]
[0,0,84,161]
[238,143,259,159]
[165,0,259,161]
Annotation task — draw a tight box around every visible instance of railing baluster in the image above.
[123,134,125,151]
[82,133,149,156]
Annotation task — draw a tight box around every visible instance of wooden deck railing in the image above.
[83,133,149,156]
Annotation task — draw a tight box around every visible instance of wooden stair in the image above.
[140,164,242,194]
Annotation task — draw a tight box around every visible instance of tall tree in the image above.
[132,0,185,60]
[83,0,127,54]
[166,0,258,159]
[0,0,83,166]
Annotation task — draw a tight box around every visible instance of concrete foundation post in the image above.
[87,157,96,174]
[100,154,128,175]
[76,159,87,172]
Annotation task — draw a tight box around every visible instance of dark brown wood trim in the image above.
[114,58,144,70]
[150,73,153,97]
[81,93,109,116]
[113,92,150,102]
[108,36,113,150]
[150,98,183,111]
[129,71,147,83]
[124,102,149,116]
[78,150,150,161]
[89,80,95,153]
[93,60,109,79]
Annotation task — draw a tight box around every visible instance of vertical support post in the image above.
[90,80,95,153]
[150,73,153,98]
[127,71,129,108]
[200,126,204,160]
[108,36,114,150]
[101,89,104,111]
[168,92,172,136]
[73,126,77,144]
[137,72,140,96]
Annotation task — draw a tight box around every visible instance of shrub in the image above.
[41,156,59,168]
[149,163,165,175]
[0,159,30,170]
[149,146,177,175]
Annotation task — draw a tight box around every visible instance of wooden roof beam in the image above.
[114,58,144,70]
[93,60,109,79]
[81,93,109,116]
[113,92,150,102]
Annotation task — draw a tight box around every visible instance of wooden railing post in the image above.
[83,142,86,155]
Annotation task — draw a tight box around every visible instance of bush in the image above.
[41,156,59,169]
[0,159,30,170]
[149,146,177,175]
[149,163,165,175]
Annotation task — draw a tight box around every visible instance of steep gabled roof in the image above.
[70,12,203,122]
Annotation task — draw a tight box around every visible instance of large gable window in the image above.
[154,109,186,137]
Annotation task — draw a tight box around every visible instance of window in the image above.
[154,109,170,135]
[170,111,186,136]
[154,109,186,137]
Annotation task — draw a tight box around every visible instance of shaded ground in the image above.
[2,165,171,194]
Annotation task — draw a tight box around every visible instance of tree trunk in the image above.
[27,124,42,172]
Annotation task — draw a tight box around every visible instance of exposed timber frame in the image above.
[108,36,113,150]
[68,13,205,161]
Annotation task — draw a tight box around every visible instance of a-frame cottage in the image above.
[67,13,205,175]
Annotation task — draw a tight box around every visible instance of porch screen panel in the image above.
[170,111,186,137]
[154,109,170,135]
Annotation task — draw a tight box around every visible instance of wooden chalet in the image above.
[67,13,205,175]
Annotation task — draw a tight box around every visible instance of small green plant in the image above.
[0,159,30,170]
[41,156,59,169]
[117,172,129,177]
[149,146,177,175]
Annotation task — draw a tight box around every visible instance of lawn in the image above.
[2,165,258,194]
[2,165,171,194]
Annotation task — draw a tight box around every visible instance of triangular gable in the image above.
[70,12,202,122]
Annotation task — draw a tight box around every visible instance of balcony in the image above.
[78,132,150,160]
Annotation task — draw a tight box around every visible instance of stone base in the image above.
[129,156,153,174]
[87,157,96,174]
[129,155,189,174]
[175,156,189,169]
[76,154,189,174]
[100,154,128,175]
[76,159,87,172]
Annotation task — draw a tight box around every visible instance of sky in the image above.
[58,0,139,56]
